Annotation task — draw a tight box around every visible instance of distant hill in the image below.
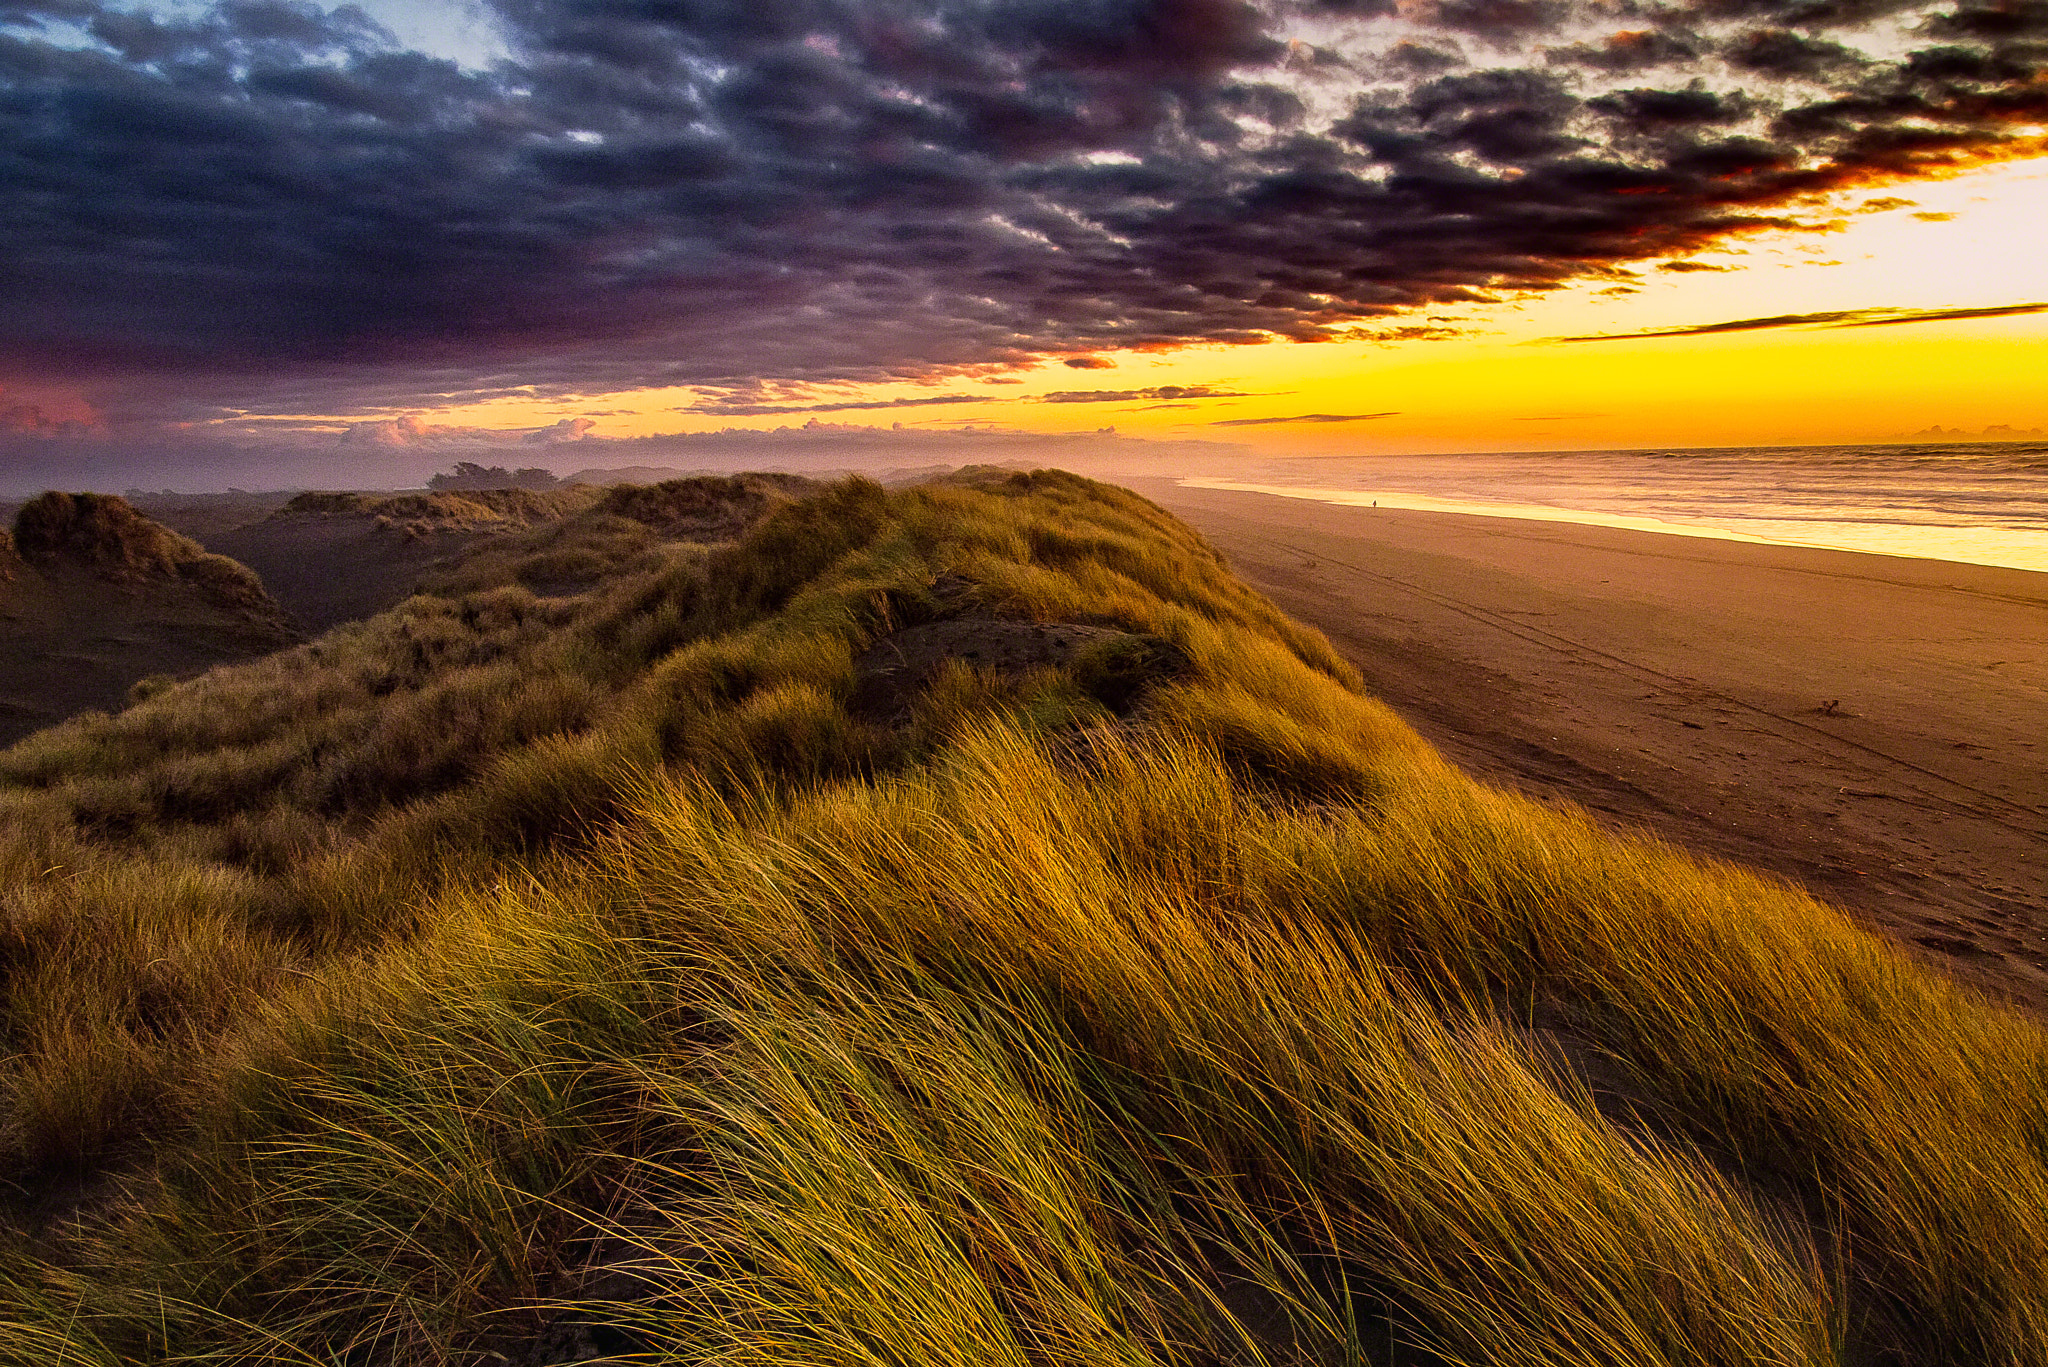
[0,492,294,745]
[121,489,298,542]
[1903,423,2048,441]
[558,464,718,486]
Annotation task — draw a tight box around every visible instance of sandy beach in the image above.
[1136,478,2048,1009]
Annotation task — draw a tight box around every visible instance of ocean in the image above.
[1183,441,2048,574]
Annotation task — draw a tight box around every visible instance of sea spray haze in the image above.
[1,472,2046,1364]
[1194,441,2048,572]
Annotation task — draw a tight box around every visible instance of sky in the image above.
[2,0,2045,490]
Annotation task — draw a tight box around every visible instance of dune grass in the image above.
[1,469,2044,1364]
[8,492,284,620]
[275,486,602,533]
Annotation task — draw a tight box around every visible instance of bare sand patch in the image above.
[1137,477,2048,1009]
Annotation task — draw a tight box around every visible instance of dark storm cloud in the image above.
[1722,28,1872,78]
[1381,41,1467,74]
[1585,84,1757,126]
[1546,28,1703,71]
[1556,300,2048,339]
[2,0,2046,432]
[1926,0,2048,37]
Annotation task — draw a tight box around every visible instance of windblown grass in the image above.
[2,470,2043,1364]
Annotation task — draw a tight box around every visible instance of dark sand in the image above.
[0,564,293,747]
[1137,479,2048,1010]
[204,517,487,633]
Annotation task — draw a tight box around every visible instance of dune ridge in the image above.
[1,472,2043,1364]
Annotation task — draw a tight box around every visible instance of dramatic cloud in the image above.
[1210,410,1399,425]
[0,400,95,435]
[2,0,2045,430]
[684,394,989,416]
[688,382,1267,414]
[1037,385,1257,404]
[1558,301,2048,339]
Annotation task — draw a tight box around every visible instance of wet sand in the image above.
[1135,479,2048,1010]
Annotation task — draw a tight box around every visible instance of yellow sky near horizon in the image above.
[396,155,2048,456]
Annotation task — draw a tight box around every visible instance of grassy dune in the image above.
[2,471,2045,1364]
[9,493,278,611]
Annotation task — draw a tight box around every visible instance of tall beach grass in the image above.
[1,470,2043,1364]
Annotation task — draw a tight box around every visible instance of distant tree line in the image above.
[427,462,560,491]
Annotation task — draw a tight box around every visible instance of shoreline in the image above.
[1178,476,2048,576]
[1134,477,2048,1009]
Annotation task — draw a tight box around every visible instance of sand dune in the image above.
[203,488,599,632]
[0,494,294,746]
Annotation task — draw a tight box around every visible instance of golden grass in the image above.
[1,469,2044,1364]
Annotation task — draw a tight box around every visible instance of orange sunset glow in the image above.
[377,156,2048,455]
